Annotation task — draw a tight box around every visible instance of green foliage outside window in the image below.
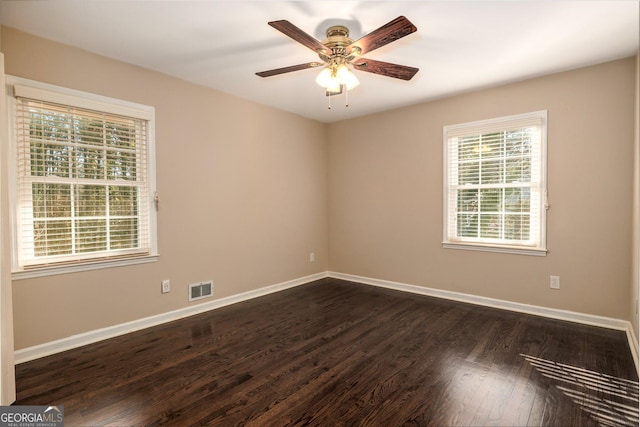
[455,129,534,242]
[26,103,142,258]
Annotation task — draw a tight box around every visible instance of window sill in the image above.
[442,242,547,257]
[12,254,159,280]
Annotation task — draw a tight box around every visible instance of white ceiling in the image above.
[1,1,638,123]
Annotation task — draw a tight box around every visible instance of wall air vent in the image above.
[189,280,214,302]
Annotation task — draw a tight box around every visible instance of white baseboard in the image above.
[626,327,639,373]
[329,271,639,373]
[15,270,639,375]
[14,271,328,364]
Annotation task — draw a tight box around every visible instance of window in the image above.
[8,77,158,278]
[443,111,547,256]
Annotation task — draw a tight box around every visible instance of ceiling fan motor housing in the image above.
[319,25,360,65]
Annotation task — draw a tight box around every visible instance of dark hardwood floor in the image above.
[14,278,639,426]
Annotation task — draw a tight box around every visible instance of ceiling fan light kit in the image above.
[256,16,419,110]
[315,64,359,90]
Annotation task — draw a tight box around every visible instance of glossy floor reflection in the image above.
[523,354,639,426]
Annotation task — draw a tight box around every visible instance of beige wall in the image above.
[329,57,636,319]
[633,51,640,341]
[2,26,637,352]
[0,49,17,403]
[2,27,329,350]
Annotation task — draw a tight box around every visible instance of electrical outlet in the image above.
[161,279,170,294]
[310,252,315,262]
[550,276,560,290]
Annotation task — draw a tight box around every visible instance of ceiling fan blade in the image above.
[256,62,324,78]
[352,58,419,80]
[347,16,417,57]
[268,20,332,56]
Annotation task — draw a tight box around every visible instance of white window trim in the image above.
[442,110,548,256]
[6,76,159,279]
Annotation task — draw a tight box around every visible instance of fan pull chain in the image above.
[345,88,349,107]
[327,91,332,109]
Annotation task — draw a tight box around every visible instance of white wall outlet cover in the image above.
[161,280,170,293]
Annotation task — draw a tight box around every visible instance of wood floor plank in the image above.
[14,278,638,426]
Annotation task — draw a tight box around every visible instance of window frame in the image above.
[7,76,158,279]
[442,110,548,256]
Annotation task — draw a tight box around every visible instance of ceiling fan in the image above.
[256,16,419,104]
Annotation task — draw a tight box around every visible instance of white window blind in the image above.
[443,111,547,255]
[10,78,157,273]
